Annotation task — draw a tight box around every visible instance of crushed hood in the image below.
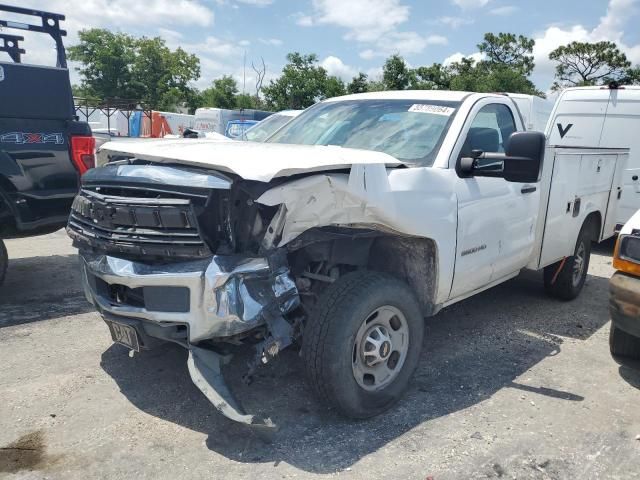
[99,138,403,182]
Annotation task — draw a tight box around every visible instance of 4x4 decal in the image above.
[0,132,65,144]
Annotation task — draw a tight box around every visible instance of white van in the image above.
[548,85,640,227]
[508,93,554,132]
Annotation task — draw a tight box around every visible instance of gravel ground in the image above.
[0,230,639,480]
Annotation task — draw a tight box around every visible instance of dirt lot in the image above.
[0,230,639,479]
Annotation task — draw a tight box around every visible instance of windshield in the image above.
[245,114,295,142]
[268,99,460,165]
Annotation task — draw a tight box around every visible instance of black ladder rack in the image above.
[0,4,67,67]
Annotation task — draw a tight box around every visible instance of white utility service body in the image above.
[78,90,626,428]
[548,85,640,227]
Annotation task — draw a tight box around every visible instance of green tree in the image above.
[200,75,239,109]
[262,52,336,110]
[68,29,200,110]
[382,54,411,90]
[447,56,542,96]
[68,29,137,100]
[447,57,479,91]
[324,76,346,98]
[130,37,200,110]
[347,72,369,93]
[365,80,387,92]
[623,66,640,85]
[549,41,631,91]
[236,93,259,109]
[478,32,535,75]
[410,64,452,90]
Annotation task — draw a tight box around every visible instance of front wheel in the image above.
[302,270,424,418]
[0,239,7,286]
[544,224,591,300]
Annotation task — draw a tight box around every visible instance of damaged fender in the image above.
[257,164,459,306]
[257,163,399,247]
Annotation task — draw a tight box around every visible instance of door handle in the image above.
[521,185,536,194]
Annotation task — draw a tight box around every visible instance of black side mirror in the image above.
[502,131,545,183]
[459,131,545,183]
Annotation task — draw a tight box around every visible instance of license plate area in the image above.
[106,320,140,351]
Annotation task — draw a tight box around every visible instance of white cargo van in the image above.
[508,93,554,132]
[548,85,640,227]
[193,108,272,136]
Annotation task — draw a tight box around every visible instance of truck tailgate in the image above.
[0,62,84,230]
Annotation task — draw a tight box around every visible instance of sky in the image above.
[5,0,640,95]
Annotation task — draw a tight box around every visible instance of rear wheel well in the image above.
[583,211,602,241]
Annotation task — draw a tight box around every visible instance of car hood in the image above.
[98,138,403,182]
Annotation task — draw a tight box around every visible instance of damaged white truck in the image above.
[67,91,626,430]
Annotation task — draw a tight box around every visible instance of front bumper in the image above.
[609,271,640,338]
[80,251,299,344]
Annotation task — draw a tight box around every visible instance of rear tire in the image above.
[610,324,640,359]
[544,223,591,300]
[302,270,424,419]
[0,239,7,286]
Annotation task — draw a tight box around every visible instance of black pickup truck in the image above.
[0,5,94,284]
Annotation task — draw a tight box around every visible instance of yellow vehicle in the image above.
[610,209,640,359]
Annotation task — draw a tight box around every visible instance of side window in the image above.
[459,103,517,162]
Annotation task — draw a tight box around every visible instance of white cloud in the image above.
[451,0,490,9]
[311,0,410,42]
[291,12,314,26]
[42,0,213,27]
[426,35,449,46]
[301,0,444,59]
[235,0,274,5]
[158,28,184,42]
[359,31,438,59]
[592,0,637,39]
[443,51,485,66]
[259,38,283,46]
[182,36,243,58]
[531,0,640,88]
[365,66,383,81]
[320,56,357,80]
[8,0,214,70]
[216,0,273,6]
[436,16,474,29]
[489,5,518,16]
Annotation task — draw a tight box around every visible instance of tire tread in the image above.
[610,324,640,359]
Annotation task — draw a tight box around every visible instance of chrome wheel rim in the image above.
[352,305,409,391]
[572,241,586,287]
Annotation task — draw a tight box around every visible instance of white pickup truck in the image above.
[67,90,627,430]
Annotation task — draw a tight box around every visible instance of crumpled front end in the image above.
[80,250,299,344]
[69,163,303,430]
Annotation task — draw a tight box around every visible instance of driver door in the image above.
[449,100,539,300]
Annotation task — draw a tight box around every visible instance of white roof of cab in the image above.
[277,109,303,116]
[324,90,474,102]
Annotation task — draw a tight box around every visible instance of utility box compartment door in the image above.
[537,148,627,269]
[538,152,582,267]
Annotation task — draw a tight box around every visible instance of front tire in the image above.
[610,324,640,359]
[544,223,591,300]
[0,239,7,286]
[302,270,424,418]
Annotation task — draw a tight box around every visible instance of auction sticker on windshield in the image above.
[408,104,455,115]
